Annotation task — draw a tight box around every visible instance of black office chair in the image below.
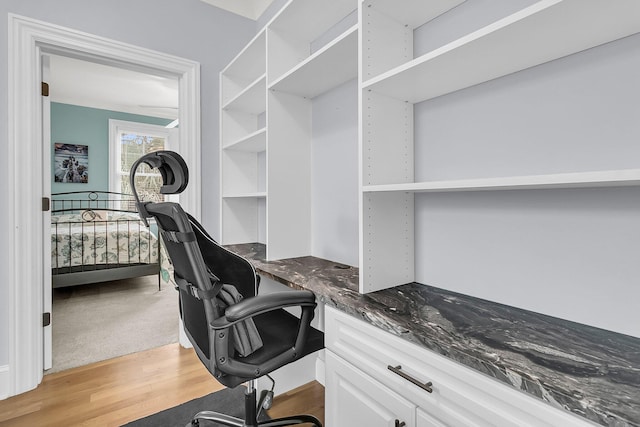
[129,151,324,427]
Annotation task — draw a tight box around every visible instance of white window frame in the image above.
[109,119,177,198]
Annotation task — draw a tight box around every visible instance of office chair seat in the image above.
[246,309,324,368]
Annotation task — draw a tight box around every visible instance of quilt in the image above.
[51,211,159,268]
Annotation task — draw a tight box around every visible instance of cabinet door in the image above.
[416,408,449,427]
[326,351,415,427]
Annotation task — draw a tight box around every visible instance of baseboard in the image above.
[0,365,9,400]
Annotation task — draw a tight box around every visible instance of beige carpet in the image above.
[49,275,179,373]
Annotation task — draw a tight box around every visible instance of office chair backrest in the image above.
[129,151,259,379]
[147,202,216,360]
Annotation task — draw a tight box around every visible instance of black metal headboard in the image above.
[51,191,138,214]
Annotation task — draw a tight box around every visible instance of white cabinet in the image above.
[358,0,640,293]
[416,409,447,427]
[324,306,596,427]
[220,0,358,260]
[326,351,415,427]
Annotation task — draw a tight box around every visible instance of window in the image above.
[109,120,177,203]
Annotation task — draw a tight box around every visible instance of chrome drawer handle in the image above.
[388,365,433,393]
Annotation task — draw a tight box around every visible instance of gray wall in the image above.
[0,0,256,367]
[413,7,640,336]
[311,79,359,267]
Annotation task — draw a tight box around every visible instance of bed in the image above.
[50,191,172,288]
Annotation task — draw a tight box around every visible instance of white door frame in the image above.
[7,13,201,397]
[41,54,53,372]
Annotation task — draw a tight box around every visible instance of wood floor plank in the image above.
[0,343,325,426]
[268,380,326,425]
[0,344,221,426]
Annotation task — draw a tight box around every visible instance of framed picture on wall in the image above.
[54,143,89,183]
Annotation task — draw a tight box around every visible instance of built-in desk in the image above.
[226,243,640,427]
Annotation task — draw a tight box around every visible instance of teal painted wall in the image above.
[50,102,172,194]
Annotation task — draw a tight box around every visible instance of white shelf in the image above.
[223,192,267,199]
[221,0,355,253]
[269,0,357,43]
[363,0,640,103]
[362,169,640,194]
[222,30,266,80]
[223,128,266,152]
[363,0,465,29]
[221,30,266,104]
[269,25,358,98]
[222,74,266,114]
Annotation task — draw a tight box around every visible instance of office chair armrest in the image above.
[211,289,320,379]
[210,290,316,328]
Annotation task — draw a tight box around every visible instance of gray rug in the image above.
[122,386,270,426]
[50,275,179,373]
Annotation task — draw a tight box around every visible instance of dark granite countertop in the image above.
[226,243,640,427]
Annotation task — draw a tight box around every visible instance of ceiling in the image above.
[48,55,179,120]
[200,0,276,20]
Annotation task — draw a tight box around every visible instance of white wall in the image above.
[0,0,256,367]
[413,8,640,337]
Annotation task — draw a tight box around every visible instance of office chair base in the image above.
[188,411,322,427]
[258,414,322,426]
[188,410,243,426]
[188,386,322,427]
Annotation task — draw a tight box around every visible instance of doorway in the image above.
[8,13,201,397]
[46,55,181,372]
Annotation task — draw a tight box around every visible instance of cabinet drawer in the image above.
[326,351,416,427]
[325,306,595,427]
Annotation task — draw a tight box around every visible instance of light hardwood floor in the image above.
[0,343,325,426]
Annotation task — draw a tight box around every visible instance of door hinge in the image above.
[42,197,50,212]
[43,312,51,327]
[41,82,50,97]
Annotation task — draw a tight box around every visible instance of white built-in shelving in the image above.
[220,0,358,259]
[223,192,267,198]
[363,169,640,194]
[269,25,358,98]
[222,74,266,114]
[359,0,640,293]
[223,127,266,152]
[267,0,359,85]
[360,0,466,80]
[363,0,640,104]
[220,0,640,294]
[220,29,267,245]
[221,31,266,105]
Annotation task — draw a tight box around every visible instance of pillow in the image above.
[51,213,82,223]
[81,209,106,221]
